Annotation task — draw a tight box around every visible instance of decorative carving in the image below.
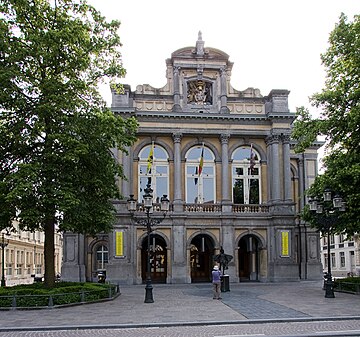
[187,80,212,105]
[197,64,204,77]
[173,66,180,75]
[220,134,230,144]
[265,134,281,145]
[172,133,182,143]
[281,134,291,143]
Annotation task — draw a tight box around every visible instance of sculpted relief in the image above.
[187,80,212,105]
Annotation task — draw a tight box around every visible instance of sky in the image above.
[89,0,358,116]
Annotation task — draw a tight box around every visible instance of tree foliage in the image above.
[0,0,138,287]
[292,13,360,235]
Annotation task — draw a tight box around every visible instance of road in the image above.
[1,319,360,337]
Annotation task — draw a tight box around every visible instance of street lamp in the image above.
[127,182,169,303]
[309,188,346,298]
[1,233,9,287]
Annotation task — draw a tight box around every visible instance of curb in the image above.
[1,316,360,332]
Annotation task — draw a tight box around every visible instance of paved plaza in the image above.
[0,280,359,332]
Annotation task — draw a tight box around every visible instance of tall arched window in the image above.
[185,146,215,203]
[138,144,169,203]
[232,146,261,204]
[96,245,108,270]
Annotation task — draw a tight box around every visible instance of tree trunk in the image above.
[44,216,55,288]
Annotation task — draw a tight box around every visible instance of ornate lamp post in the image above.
[127,182,169,303]
[309,188,346,298]
[1,233,9,287]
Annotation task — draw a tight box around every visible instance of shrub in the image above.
[0,282,117,308]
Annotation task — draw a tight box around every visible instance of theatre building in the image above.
[62,33,323,284]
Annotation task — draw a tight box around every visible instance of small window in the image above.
[96,245,108,271]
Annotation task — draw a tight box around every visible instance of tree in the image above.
[0,0,138,287]
[292,14,360,235]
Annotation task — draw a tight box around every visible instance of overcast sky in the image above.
[89,0,358,116]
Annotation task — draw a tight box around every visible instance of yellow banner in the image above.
[281,231,289,256]
[115,231,124,257]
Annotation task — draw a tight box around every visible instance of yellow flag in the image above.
[146,142,154,174]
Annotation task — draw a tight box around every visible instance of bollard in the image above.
[11,295,16,309]
[48,295,54,307]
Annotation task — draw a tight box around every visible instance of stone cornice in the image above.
[113,109,296,122]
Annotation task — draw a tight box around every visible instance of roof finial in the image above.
[196,31,204,56]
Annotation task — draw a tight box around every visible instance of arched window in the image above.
[96,245,108,271]
[185,146,215,203]
[138,144,169,203]
[231,146,261,204]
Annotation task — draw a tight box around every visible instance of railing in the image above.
[184,204,269,213]
[136,203,174,213]
[134,203,269,214]
[232,204,269,213]
[0,284,119,309]
[184,204,222,213]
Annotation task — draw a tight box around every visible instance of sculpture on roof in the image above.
[195,30,204,56]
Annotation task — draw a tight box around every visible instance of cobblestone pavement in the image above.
[0,280,359,336]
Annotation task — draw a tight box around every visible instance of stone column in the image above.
[298,157,305,210]
[221,221,236,280]
[220,134,231,203]
[282,134,292,201]
[172,132,183,211]
[122,145,132,198]
[172,66,182,112]
[220,67,229,113]
[266,134,281,202]
[171,220,187,283]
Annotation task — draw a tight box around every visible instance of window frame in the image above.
[231,146,261,204]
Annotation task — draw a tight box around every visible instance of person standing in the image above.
[212,265,222,300]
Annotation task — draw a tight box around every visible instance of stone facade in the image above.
[1,225,62,286]
[62,33,323,284]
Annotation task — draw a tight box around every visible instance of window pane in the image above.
[202,166,213,175]
[187,165,198,175]
[249,179,260,204]
[139,165,147,175]
[234,167,243,175]
[156,177,168,200]
[203,177,214,203]
[156,166,168,174]
[187,178,198,203]
[233,179,244,204]
[248,167,259,175]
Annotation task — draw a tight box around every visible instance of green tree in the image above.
[292,14,360,235]
[0,0,138,287]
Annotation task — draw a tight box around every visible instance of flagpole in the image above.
[248,143,255,204]
[146,141,154,188]
[198,143,204,204]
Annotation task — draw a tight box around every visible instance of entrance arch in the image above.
[190,234,215,283]
[238,234,261,281]
[141,234,167,283]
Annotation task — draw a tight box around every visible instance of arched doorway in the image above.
[238,235,261,281]
[141,234,167,284]
[190,234,215,283]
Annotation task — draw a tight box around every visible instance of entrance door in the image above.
[238,235,260,281]
[141,234,167,283]
[190,234,214,283]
